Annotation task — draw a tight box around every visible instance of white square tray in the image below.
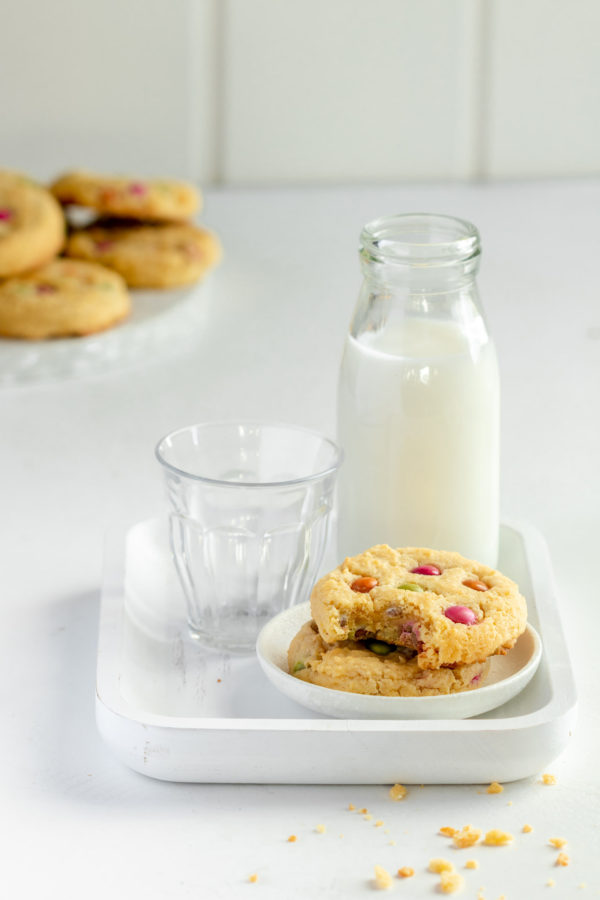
[96,518,577,784]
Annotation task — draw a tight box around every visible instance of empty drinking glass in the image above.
[155,421,342,652]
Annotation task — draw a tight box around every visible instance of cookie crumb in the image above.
[360,807,368,814]
[364,814,373,821]
[546,879,555,887]
[429,858,454,874]
[483,829,513,846]
[555,852,569,867]
[439,870,464,893]
[374,865,394,890]
[397,867,414,878]
[522,824,533,833]
[389,841,396,846]
[506,801,513,806]
[541,773,557,785]
[465,860,479,869]
[549,838,567,848]
[348,803,356,811]
[453,825,482,848]
[248,874,258,883]
[375,820,384,827]
[440,826,457,837]
[287,834,297,842]
[486,782,503,794]
[316,824,326,834]
[389,783,407,801]
[216,678,222,683]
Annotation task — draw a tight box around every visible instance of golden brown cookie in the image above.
[310,545,527,669]
[0,258,131,339]
[50,170,200,222]
[64,220,222,288]
[0,170,65,279]
[288,621,489,697]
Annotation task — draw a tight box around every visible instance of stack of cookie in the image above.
[0,167,221,340]
[288,545,527,698]
[52,170,222,290]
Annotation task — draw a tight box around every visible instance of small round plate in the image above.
[256,601,542,720]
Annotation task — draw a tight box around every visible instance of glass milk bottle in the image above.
[337,213,500,567]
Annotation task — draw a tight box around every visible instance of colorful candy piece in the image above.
[350,576,378,592]
[0,208,13,221]
[128,181,147,195]
[411,564,441,575]
[463,579,489,592]
[398,582,424,592]
[444,605,478,625]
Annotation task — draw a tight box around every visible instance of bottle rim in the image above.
[360,213,480,267]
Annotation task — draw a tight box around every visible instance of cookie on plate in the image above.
[310,545,527,669]
[0,170,65,279]
[288,621,489,697]
[64,220,222,288]
[50,170,200,222]
[0,258,131,339]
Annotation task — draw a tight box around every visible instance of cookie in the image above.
[0,258,131,339]
[50,170,200,222]
[288,621,489,697]
[310,545,527,669]
[0,170,65,278]
[64,220,222,288]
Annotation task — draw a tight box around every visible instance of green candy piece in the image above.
[398,582,424,592]
[292,661,306,673]
[365,639,394,656]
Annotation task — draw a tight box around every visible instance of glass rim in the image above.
[360,212,480,267]
[155,420,343,488]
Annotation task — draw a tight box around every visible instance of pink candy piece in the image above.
[444,605,477,625]
[129,182,147,195]
[411,564,442,576]
[36,282,56,294]
[95,240,114,252]
[0,208,13,221]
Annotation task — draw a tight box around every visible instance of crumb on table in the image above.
[486,781,504,794]
[549,837,567,848]
[440,826,457,837]
[429,858,454,874]
[453,825,482,848]
[248,874,258,884]
[287,835,297,842]
[542,773,557,785]
[348,803,355,811]
[465,859,479,869]
[397,866,414,878]
[316,824,326,834]
[439,870,464,894]
[522,824,533,833]
[483,829,513,846]
[389,783,407,801]
[374,865,394,890]
[364,814,373,821]
[546,878,555,887]
[555,852,569,867]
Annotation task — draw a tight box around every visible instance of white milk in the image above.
[337,317,499,566]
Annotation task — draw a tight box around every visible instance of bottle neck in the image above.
[359,212,481,291]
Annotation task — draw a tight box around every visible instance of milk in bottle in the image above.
[337,214,499,567]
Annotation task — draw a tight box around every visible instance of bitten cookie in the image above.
[310,545,527,669]
[50,170,200,222]
[0,259,131,339]
[288,621,489,697]
[0,170,65,278]
[64,220,222,288]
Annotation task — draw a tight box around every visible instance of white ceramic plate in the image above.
[256,601,542,720]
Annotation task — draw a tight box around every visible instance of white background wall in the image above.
[1,0,599,185]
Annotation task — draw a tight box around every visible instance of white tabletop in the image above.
[2,181,599,898]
